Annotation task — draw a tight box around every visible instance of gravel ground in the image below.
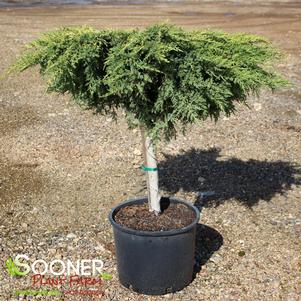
[0,1,301,300]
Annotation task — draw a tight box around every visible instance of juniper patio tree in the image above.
[10,23,288,214]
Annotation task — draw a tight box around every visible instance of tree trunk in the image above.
[140,126,161,214]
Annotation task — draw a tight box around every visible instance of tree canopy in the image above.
[11,23,288,141]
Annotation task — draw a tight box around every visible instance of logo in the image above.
[6,254,111,297]
[6,254,104,277]
[6,256,29,277]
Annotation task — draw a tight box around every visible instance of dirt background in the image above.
[0,1,300,300]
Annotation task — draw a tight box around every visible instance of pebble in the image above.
[66,233,77,239]
[48,248,56,255]
[31,207,38,214]
[238,240,245,246]
[133,149,141,156]
[95,244,106,252]
[164,293,174,299]
[55,253,63,260]
[21,223,28,230]
[132,157,141,167]
[73,237,80,243]
[209,253,223,264]
[253,102,262,111]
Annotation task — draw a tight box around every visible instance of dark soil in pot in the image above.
[114,199,196,231]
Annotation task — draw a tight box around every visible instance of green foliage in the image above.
[10,23,289,141]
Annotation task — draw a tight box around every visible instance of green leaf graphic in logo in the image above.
[5,258,28,277]
[100,272,112,280]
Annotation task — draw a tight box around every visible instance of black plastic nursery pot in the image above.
[109,197,200,295]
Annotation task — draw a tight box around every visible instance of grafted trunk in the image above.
[140,126,161,214]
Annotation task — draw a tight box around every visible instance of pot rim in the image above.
[109,197,200,237]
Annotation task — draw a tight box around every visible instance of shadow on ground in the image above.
[194,224,223,277]
[159,147,301,207]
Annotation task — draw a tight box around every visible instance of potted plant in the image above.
[9,23,288,295]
